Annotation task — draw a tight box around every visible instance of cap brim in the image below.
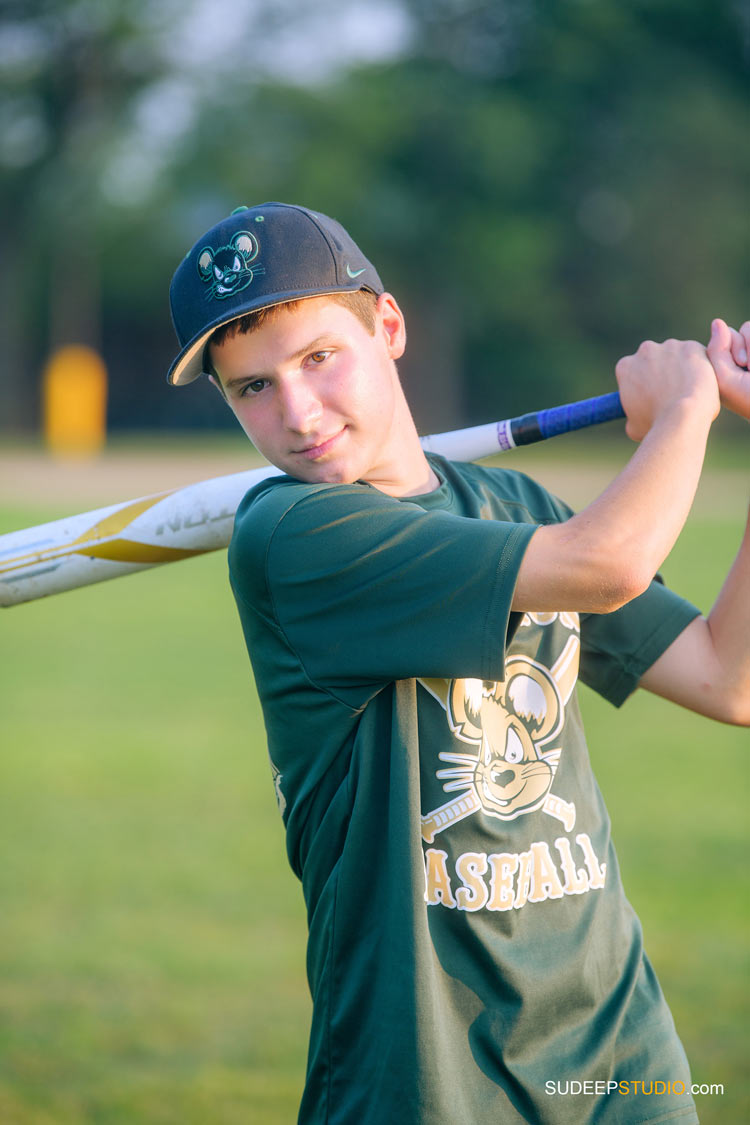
[167,326,218,386]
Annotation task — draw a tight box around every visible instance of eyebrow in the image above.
[221,335,337,390]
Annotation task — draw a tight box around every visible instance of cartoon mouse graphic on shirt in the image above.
[420,619,580,840]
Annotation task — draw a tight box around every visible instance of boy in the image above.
[167,202,749,1123]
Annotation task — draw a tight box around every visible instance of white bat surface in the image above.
[0,420,509,608]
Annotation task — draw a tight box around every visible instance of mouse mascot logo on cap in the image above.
[197,231,264,300]
[420,635,580,842]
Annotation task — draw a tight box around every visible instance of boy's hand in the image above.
[707,318,750,420]
[615,338,720,442]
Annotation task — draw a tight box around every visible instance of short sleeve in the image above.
[229,480,538,690]
[579,578,702,706]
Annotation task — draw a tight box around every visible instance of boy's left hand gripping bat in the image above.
[0,392,624,607]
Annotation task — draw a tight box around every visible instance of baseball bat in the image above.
[0,391,624,608]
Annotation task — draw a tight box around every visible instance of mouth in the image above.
[483,779,522,806]
[294,428,346,461]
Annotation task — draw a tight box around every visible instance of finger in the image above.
[708,318,732,363]
[708,318,746,369]
[731,326,748,367]
[738,320,750,367]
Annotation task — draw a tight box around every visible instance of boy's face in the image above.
[209,293,412,491]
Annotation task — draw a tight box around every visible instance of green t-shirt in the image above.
[229,455,701,1125]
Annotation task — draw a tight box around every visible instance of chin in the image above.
[309,465,359,485]
[280,459,355,485]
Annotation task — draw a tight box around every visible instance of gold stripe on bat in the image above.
[68,492,172,547]
[0,491,175,574]
[76,539,209,564]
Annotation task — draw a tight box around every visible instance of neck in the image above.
[365,388,440,497]
[384,449,440,497]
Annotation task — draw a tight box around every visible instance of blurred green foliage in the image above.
[1,0,748,434]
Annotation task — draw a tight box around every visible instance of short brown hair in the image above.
[207,289,379,369]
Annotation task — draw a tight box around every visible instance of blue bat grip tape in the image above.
[537,391,625,439]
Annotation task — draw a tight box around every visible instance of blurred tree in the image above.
[165,0,748,430]
[0,0,176,428]
[0,0,414,433]
[398,0,750,423]
[1,0,747,435]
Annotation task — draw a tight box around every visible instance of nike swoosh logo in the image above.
[346,265,366,278]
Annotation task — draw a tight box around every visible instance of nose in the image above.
[279,378,323,435]
[492,769,516,789]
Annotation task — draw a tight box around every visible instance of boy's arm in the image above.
[637,511,750,724]
[638,318,750,724]
[513,337,720,615]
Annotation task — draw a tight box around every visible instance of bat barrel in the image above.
[0,465,282,607]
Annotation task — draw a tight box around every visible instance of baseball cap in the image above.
[167,201,384,386]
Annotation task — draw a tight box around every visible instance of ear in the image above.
[197,247,214,279]
[376,292,406,360]
[504,657,562,745]
[447,677,484,743]
[232,231,258,261]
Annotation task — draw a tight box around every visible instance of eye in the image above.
[239,378,269,397]
[505,728,524,764]
[308,350,330,365]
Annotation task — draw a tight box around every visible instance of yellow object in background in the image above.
[43,345,107,456]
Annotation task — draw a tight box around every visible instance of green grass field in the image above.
[0,444,747,1124]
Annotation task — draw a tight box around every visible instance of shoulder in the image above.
[430,455,574,524]
[234,473,403,529]
[230,474,401,572]
[234,474,335,532]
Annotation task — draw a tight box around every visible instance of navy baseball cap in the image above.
[167,201,384,386]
